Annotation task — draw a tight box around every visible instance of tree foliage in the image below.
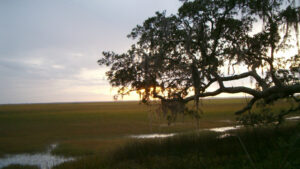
[99,0,300,120]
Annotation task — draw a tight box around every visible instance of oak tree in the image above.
[99,0,300,124]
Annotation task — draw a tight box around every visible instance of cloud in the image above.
[0,0,182,103]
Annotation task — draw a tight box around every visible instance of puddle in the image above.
[286,116,300,120]
[207,126,241,132]
[130,116,300,140]
[130,125,241,139]
[218,133,232,139]
[0,144,74,169]
[130,133,176,139]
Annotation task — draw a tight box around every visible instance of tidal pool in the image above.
[0,144,74,169]
[130,133,176,139]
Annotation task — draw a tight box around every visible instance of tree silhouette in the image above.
[99,0,300,122]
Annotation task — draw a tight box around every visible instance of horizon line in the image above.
[0,96,253,106]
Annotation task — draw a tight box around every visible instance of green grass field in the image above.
[0,98,299,168]
[0,99,246,156]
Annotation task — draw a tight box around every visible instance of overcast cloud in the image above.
[0,0,181,103]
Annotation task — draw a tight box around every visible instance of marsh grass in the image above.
[0,99,248,156]
[55,123,300,169]
[0,98,299,168]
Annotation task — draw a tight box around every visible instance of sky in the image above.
[0,0,182,104]
[0,1,298,104]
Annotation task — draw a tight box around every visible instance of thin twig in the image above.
[236,134,257,169]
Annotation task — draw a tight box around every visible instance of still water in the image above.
[129,125,242,139]
[0,144,74,169]
[130,133,176,139]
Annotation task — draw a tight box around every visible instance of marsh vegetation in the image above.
[0,98,299,168]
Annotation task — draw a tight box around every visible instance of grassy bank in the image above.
[55,123,300,169]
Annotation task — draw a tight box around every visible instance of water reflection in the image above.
[130,133,176,139]
[286,116,300,120]
[129,125,242,139]
[207,126,241,132]
[0,144,74,169]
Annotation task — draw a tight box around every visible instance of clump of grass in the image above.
[2,164,39,169]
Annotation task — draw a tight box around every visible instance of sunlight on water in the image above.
[130,133,176,139]
[286,116,300,120]
[0,144,74,169]
[130,125,242,139]
[218,133,232,139]
[208,126,241,132]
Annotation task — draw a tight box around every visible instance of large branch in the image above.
[153,70,300,114]
[219,70,268,89]
[233,84,300,114]
[196,70,267,93]
[261,84,300,102]
[218,71,253,81]
[183,84,300,113]
[250,70,268,90]
[235,97,259,115]
[184,86,261,103]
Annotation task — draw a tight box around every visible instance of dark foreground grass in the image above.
[55,123,300,169]
[2,164,39,169]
